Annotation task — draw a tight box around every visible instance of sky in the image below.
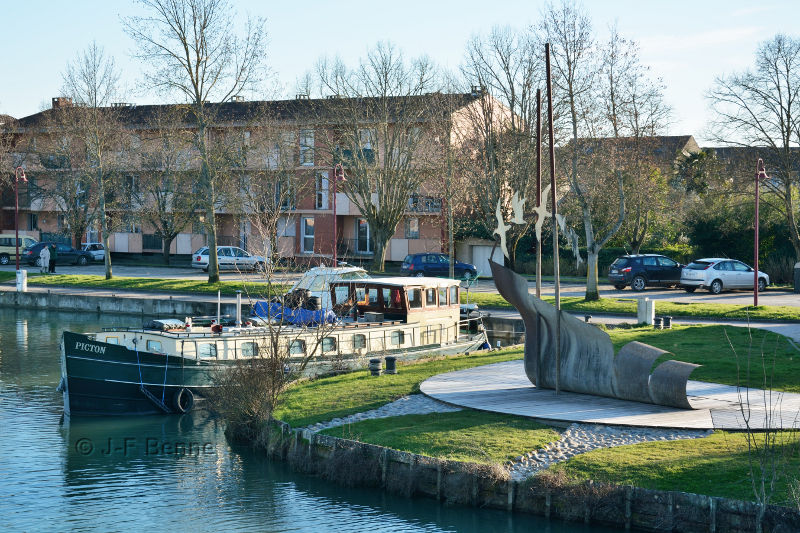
[1,0,798,146]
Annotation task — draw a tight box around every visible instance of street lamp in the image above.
[332,164,345,266]
[754,159,769,307]
[14,166,27,271]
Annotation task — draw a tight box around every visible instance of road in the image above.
[2,263,798,307]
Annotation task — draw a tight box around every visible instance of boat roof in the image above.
[332,276,462,288]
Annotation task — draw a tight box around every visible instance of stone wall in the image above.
[251,420,800,533]
[0,289,240,317]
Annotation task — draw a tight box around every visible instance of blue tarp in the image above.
[251,301,336,326]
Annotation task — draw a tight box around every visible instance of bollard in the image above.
[637,297,654,325]
[496,340,502,349]
[653,317,663,330]
[384,356,397,375]
[663,316,673,329]
[15,270,27,293]
[369,358,382,376]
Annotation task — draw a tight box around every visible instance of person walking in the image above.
[48,243,57,274]
[39,244,50,274]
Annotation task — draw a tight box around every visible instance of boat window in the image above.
[450,286,458,306]
[391,330,405,345]
[241,341,259,357]
[146,340,163,352]
[425,288,436,306]
[383,288,403,310]
[333,285,351,306]
[308,276,326,292]
[353,334,366,349]
[105,336,119,345]
[367,287,378,305]
[355,287,367,305]
[289,339,306,355]
[322,337,336,352]
[197,342,217,358]
[438,287,448,306]
[408,289,423,309]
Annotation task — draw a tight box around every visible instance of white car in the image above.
[680,258,770,294]
[191,246,266,272]
[81,242,105,261]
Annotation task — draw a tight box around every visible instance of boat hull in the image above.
[61,331,488,416]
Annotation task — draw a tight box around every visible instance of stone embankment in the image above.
[302,394,711,482]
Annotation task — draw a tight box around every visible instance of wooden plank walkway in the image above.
[420,360,800,430]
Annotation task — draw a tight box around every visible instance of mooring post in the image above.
[545,42,561,394]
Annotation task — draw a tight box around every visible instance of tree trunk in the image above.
[98,173,112,280]
[585,250,600,301]
[370,228,391,272]
[162,236,173,265]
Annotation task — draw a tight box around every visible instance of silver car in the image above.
[81,242,105,261]
[680,258,770,294]
[191,246,266,272]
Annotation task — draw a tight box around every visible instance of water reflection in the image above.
[1,307,620,532]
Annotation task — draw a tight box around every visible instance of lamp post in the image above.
[332,164,345,266]
[754,159,769,307]
[14,166,27,271]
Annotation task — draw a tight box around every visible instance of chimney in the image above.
[52,97,73,109]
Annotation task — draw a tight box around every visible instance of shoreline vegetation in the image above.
[266,325,800,504]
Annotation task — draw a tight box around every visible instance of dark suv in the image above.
[401,253,478,279]
[607,254,683,291]
[23,242,93,267]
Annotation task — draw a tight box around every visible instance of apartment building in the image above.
[2,91,496,264]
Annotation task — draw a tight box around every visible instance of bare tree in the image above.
[708,34,800,261]
[124,0,268,282]
[134,107,197,264]
[313,42,441,271]
[540,0,625,300]
[60,42,126,279]
[458,27,541,269]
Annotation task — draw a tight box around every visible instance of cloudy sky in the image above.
[1,0,797,145]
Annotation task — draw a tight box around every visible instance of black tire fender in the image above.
[173,387,195,413]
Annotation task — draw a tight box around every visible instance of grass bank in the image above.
[464,292,800,322]
[27,274,287,297]
[321,411,559,464]
[553,431,800,504]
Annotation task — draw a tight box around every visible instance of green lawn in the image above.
[274,348,523,427]
[27,274,287,297]
[553,431,800,504]
[608,325,800,392]
[0,271,16,283]
[463,292,800,322]
[321,410,559,464]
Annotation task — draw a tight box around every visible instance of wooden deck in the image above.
[420,360,800,430]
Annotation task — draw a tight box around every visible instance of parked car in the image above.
[23,242,92,266]
[0,234,38,265]
[191,246,266,272]
[607,254,683,291]
[400,253,478,279]
[81,242,105,261]
[680,258,770,294]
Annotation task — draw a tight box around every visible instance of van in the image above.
[0,234,38,265]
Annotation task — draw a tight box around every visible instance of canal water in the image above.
[1,308,622,532]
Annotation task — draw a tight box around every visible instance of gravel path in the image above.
[507,423,712,481]
[302,394,462,433]
[302,394,713,481]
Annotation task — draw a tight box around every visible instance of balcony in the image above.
[407,195,442,213]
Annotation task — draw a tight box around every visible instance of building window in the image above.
[301,217,315,253]
[275,177,293,210]
[27,214,38,231]
[356,218,371,253]
[299,128,314,166]
[315,171,329,209]
[405,217,419,239]
[358,128,376,164]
